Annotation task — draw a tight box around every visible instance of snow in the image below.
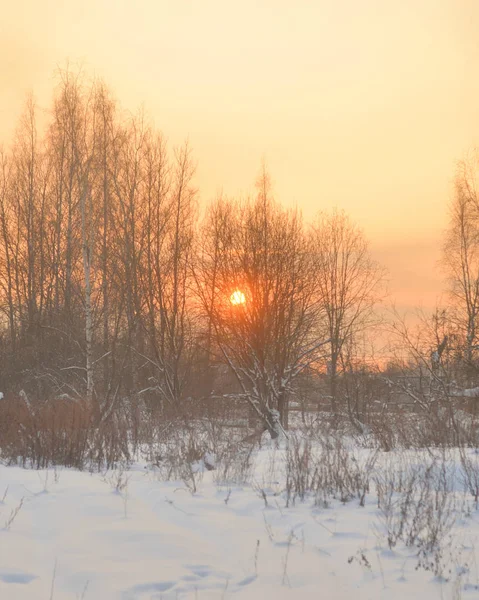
[1,444,479,599]
[458,387,479,398]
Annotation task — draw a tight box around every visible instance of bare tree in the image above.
[140,141,197,407]
[0,151,16,353]
[0,68,202,414]
[194,194,231,398]
[443,152,479,382]
[196,170,325,436]
[310,210,385,419]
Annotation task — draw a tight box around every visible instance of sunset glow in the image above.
[3,1,479,312]
[230,290,246,306]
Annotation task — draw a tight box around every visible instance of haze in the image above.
[2,0,479,311]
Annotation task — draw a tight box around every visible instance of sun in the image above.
[230,290,246,306]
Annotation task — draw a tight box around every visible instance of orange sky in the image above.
[2,0,479,312]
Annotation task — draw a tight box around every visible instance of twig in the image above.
[49,558,57,600]
[254,539,260,576]
[282,531,294,586]
[4,497,24,530]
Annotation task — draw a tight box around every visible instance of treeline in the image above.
[7,69,479,441]
[0,70,390,435]
[0,71,199,418]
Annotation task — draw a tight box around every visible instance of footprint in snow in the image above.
[0,570,38,584]
[331,531,365,539]
[124,564,232,598]
[189,567,210,578]
[184,564,230,579]
[122,581,175,599]
[237,574,257,587]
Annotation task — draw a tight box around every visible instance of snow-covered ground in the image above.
[2,442,479,599]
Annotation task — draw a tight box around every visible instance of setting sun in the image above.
[230,290,246,306]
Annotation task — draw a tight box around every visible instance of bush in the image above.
[285,432,377,507]
[0,394,130,470]
[375,454,457,578]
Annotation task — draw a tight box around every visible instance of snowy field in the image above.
[2,438,479,599]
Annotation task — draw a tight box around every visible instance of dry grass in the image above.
[0,395,131,470]
[284,432,378,507]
